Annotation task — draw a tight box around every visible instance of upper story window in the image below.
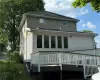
[44,35,49,48]
[57,36,62,48]
[51,36,56,48]
[62,21,68,26]
[63,37,68,48]
[39,18,46,23]
[37,35,42,48]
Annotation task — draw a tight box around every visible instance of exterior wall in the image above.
[20,21,26,55]
[32,31,94,53]
[68,36,94,50]
[25,32,33,61]
[20,20,33,61]
[27,16,77,32]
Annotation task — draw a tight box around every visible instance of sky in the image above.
[43,0,100,48]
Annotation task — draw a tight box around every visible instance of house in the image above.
[19,11,100,80]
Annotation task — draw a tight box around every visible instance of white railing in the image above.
[73,49,100,56]
[38,52,100,66]
[31,49,100,78]
[39,52,60,64]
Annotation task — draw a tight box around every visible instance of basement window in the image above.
[37,35,42,48]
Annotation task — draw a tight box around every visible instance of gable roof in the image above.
[19,11,79,31]
[26,11,79,21]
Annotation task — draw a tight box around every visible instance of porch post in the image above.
[59,52,62,80]
[60,65,62,80]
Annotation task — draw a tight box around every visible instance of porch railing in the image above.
[31,49,100,78]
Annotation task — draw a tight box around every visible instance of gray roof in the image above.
[26,11,79,21]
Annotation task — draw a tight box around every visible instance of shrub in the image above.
[8,51,23,63]
[0,61,22,80]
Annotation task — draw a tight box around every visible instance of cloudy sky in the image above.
[43,0,100,48]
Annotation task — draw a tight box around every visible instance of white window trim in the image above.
[39,18,46,24]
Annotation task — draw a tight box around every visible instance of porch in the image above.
[31,49,100,78]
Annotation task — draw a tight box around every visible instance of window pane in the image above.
[37,35,42,48]
[51,36,56,48]
[64,37,68,48]
[57,36,62,48]
[44,35,49,48]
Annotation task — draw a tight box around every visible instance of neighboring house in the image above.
[19,11,100,80]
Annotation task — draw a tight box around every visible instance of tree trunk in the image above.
[12,16,16,52]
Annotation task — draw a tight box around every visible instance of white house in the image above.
[19,11,100,80]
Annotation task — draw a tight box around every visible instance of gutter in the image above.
[29,28,98,37]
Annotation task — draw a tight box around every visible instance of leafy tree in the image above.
[82,30,97,49]
[0,28,8,53]
[82,30,93,33]
[72,0,100,12]
[0,28,8,44]
[0,0,44,51]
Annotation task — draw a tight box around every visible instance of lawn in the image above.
[0,61,39,80]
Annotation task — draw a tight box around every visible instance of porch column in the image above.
[60,65,62,80]
[59,52,62,80]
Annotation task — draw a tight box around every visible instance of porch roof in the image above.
[30,28,98,37]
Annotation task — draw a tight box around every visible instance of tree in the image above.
[82,30,93,33]
[82,30,97,49]
[0,28,8,54]
[72,0,100,12]
[0,0,44,51]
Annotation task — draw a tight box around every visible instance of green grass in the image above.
[16,64,39,80]
[0,61,39,80]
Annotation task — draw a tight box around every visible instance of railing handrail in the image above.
[37,50,100,57]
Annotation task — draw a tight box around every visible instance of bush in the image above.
[0,61,22,80]
[8,51,23,63]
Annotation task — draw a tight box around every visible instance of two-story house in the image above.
[19,11,100,80]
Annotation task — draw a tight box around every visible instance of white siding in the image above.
[68,36,94,50]
[32,33,94,53]
[23,32,33,61]
[20,20,33,62]
[26,32,33,61]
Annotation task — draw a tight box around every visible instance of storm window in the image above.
[37,35,42,48]
[64,37,68,48]
[44,35,49,48]
[57,36,62,48]
[51,36,56,48]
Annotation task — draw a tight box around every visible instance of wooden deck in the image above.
[31,49,100,79]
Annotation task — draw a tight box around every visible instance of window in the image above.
[57,36,62,48]
[39,18,45,23]
[37,35,42,48]
[44,35,49,48]
[64,37,68,48]
[62,21,68,26]
[51,36,56,48]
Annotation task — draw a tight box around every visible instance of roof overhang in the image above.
[29,28,98,37]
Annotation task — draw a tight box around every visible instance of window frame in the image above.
[51,36,56,48]
[63,36,68,48]
[44,35,49,48]
[39,18,46,24]
[37,35,42,48]
[57,36,62,48]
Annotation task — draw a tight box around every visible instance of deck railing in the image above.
[31,49,100,78]
[38,51,100,66]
